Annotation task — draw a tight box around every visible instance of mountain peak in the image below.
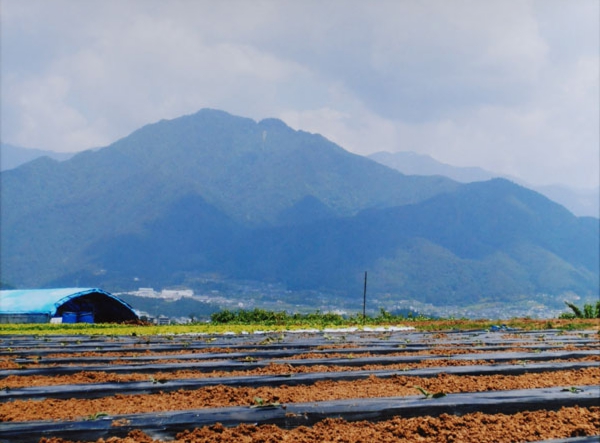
[370,151,600,217]
[2,109,596,316]
[258,117,290,131]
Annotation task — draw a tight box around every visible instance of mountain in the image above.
[369,151,600,218]
[369,151,495,183]
[1,143,74,171]
[532,184,600,219]
[1,109,457,287]
[232,179,598,307]
[1,109,597,315]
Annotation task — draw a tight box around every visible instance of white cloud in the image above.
[4,73,111,150]
[1,0,598,188]
[2,2,320,150]
[279,103,400,156]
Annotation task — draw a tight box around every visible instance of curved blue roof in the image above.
[0,288,138,322]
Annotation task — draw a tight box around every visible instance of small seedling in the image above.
[414,386,446,399]
[250,396,282,408]
[149,376,168,384]
[86,412,109,420]
[561,387,584,394]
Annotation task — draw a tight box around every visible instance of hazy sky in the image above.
[1,0,599,188]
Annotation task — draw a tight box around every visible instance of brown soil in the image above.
[37,407,597,443]
[2,329,599,443]
[180,409,600,443]
[2,368,598,422]
[3,356,599,390]
[5,345,596,371]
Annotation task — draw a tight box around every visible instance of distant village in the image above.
[117,285,572,324]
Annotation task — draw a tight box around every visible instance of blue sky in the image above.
[1,0,598,188]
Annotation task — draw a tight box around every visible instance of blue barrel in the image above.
[62,312,77,324]
[78,312,94,323]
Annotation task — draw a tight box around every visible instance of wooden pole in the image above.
[363,271,367,324]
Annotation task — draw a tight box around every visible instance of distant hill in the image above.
[369,151,495,183]
[1,109,597,315]
[1,143,74,171]
[232,178,598,307]
[1,109,457,286]
[532,184,600,219]
[369,151,599,218]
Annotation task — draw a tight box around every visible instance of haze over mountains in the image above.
[1,109,598,317]
[368,151,599,218]
[4,140,597,219]
[1,144,74,171]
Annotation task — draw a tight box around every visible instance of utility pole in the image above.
[363,271,367,324]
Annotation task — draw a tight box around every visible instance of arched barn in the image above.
[0,288,138,324]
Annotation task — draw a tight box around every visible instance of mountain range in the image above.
[1,143,74,171]
[368,151,599,218]
[4,140,597,219]
[1,109,598,316]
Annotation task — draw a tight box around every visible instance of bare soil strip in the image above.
[1,328,598,443]
[2,368,598,422]
[51,407,593,443]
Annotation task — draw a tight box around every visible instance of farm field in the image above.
[1,320,599,442]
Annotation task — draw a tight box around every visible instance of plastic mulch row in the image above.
[10,345,439,365]
[1,331,595,361]
[11,340,597,365]
[1,349,597,378]
[1,329,593,348]
[0,385,597,443]
[1,360,596,402]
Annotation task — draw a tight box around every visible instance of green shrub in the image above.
[209,307,433,327]
[559,301,600,319]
